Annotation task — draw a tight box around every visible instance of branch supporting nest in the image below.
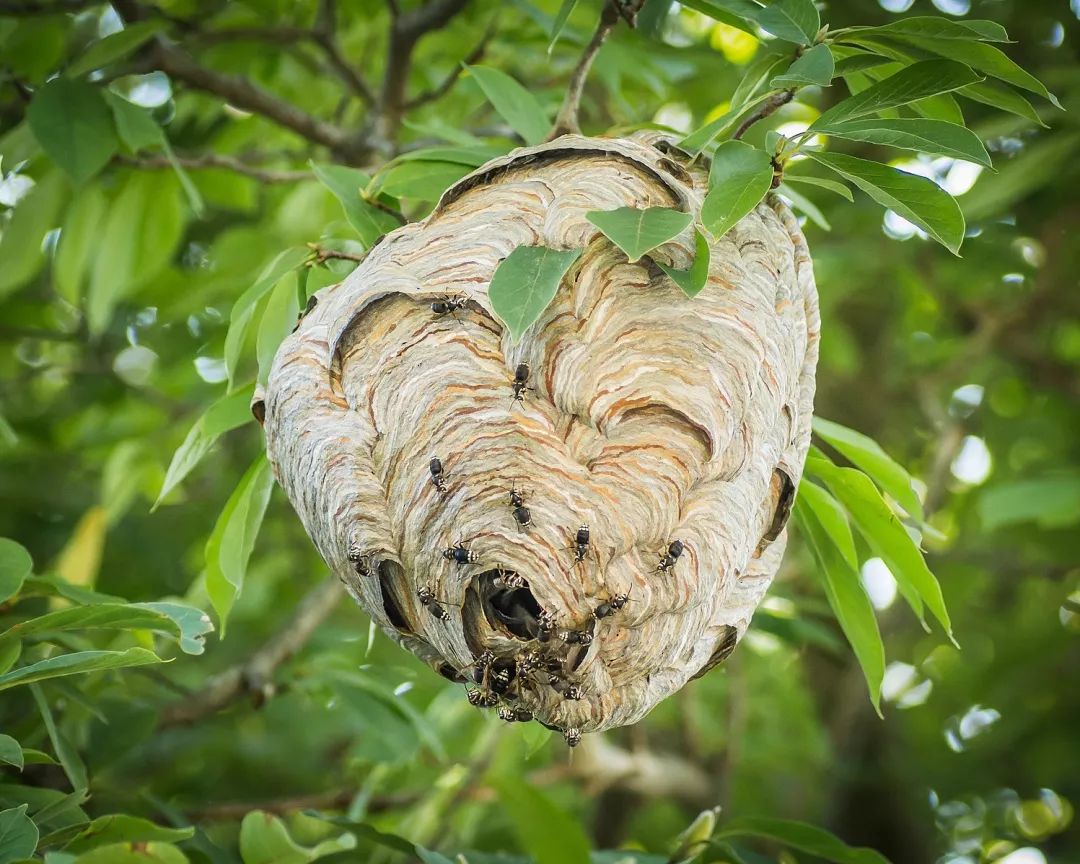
[158,578,344,728]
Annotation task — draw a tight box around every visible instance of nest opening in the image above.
[378,562,414,634]
[478,570,542,641]
[762,468,796,545]
[438,662,466,683]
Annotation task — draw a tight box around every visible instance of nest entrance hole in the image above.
[378,561,414,634]
[478,569,542,641]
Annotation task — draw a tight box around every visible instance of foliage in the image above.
[0,1,1078,863]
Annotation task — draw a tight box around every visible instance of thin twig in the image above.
[404,18,495,109]
[307,243,369,264]
[314,0,377,105]
[116,152,313,183]
[185,789,418,822]
[548,1,623,139]
[157,578,344,728]
[732,89,794,141]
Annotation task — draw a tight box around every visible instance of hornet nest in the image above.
[255,131,820,743]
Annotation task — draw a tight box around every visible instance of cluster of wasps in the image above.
[346,295,687,746]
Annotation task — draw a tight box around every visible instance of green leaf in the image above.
[782,172,853,201]
[776,183,830,231]
[0,539,32,605]
[70,842,189,864]
[959,79,1045,127]
[806,151,965,255]
[0,641,21,677]
[855,16,1010,43]
[891,36,1059,107]
[586,206,692,263]
[0,736,22,772]
[548,0,579,53]
[155,387,255,509]
[224,247,309,389]
[772,44,834,87]
[103,91,163,153]
[813,417,924,520]
[716,817,891,864]
[467,65,550,145]
[977,475,1080,531]
[238,811,355,864]
[679,0,762,35]
[833,53,894,75]
[812,60,982,128]
[64,816,193,854]
[27,78,117,185]
[488,245,582,344]
[0,805,38,864]
[54,184,107,305]
[677,94,756,158]
[755,0,820,45]
[657,229,711,297]
[86,170,185,334]
[67,21,165,76]
[700,140,773,239]
[205,454,274,634]
[256,269,300,385]
[808,455,951,637]
[0,171,67,300]
[795,487,884,712]
[133,602,214,655]
[0,603,181,647]
[30,684,87,791]
[816,117,990,167]
[0,647,162,692]
[374,159,471,201]
[493,777,591,864]
[393,145,505,166]
[310,162,398,247]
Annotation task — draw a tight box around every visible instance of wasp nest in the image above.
[258,132,819,743]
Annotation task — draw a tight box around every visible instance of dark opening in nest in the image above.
[478,569,542,640]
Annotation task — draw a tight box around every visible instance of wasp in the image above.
[430,294,467,316]
[564,684,584,701]
[498,705,534,723]
[656,539,685,573]
[562,629,593,647]
[442,541,479,566]
[346,542,374,577]
[594,589,631,620]
[429,456,447,493]
[466,686,499,708]
[569,523,591,565]
[417,585,453,621]
[537,610,559,644]
[494,568,527,590]
[292,294,318,332]
[563,727,582,747]
[508,481,531,529]
[510,363,533,407]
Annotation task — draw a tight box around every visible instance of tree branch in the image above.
[732,89,794,141]
[313,0,376,105]
[548,0,645,139]
[157,578,344,728]
[374,0,469,149]
[404,18,494,110]
[116,152,313,183]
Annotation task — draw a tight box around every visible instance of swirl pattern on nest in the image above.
[259,132,820,736]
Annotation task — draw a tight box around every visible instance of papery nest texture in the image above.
[256,131,820,743]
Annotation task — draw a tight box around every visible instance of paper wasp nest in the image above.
[258,133,819,741]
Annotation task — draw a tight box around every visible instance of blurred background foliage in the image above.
[0,0,1078,863]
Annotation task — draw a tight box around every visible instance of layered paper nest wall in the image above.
[258,132,820,738]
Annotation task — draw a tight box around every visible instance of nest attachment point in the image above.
[258,132,820,743]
